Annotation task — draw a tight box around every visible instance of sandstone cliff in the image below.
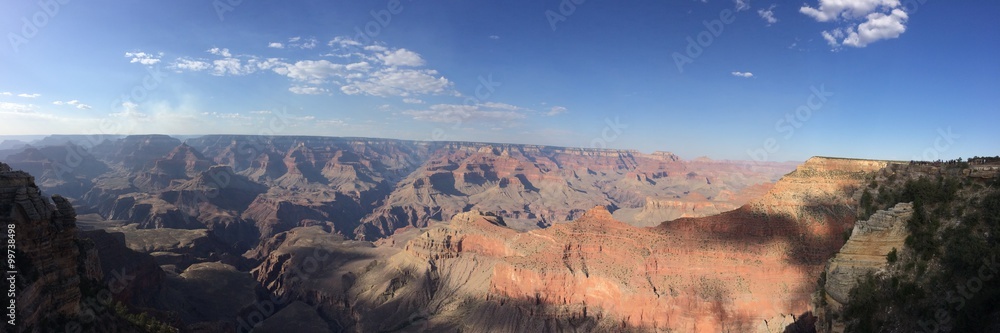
[816,203,912,332]
[243,156,892,332]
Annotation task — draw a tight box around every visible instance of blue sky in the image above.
[0,0,997,162]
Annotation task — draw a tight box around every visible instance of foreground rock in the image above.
[0,162,144,331]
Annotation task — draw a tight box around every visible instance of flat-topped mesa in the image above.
[748,156,898,221]
[639,151,681,162]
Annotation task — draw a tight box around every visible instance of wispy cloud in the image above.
[166,37,458,98]
[402,103,527,125]
[731,71,754,78]
[758,4,778,25]
[52,100,92,109]
[545,106,568,116]
[125,51,162,65]
[16,93,40,98]
[288,85,329,95]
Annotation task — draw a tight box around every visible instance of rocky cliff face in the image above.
[0,162,160,332]
[243,156,893,332]
[0,162,87,330]
[817,202,912,332]
[811,159,1000,332]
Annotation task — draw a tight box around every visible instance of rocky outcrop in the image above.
[0,162,159,332]
[1,162,87,330]
[822,203,912,312]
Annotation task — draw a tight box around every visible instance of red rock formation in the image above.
[356,144,795,239]
[259,156,887,332]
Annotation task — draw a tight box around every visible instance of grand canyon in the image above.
[2,135,997,332]
[3,2,998,332]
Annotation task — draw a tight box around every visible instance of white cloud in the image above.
[800,0,900,22]
[299,38,317,49]
[758,4,778,25]
[403,98,425,104]
[52,100,92,109]
[842,9,908,47]
[268,42,284,49]
[274,60,346,83]
[281,37,318,49]
[69,100,91,109]
[378,48,426,67]
[125,52,162,65]
[546,106,568,116]
[212,58,248,76]
[16,93,40,98]
[480,102,523,111]
[345,61,372,72]
[402,103,527,124]
[288,85,329,95]
[735,0,750,11]
[0,92,11,96]
[822,29,845,47]
[153,36,462,98]
[171,58,211,72]
[341,68,454,97]
[489,35,500,40]
[801,0,908,49]
[364,45,389,53]
[208,47,232,57]
[731,71,754,78]
[329,36,362,48]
